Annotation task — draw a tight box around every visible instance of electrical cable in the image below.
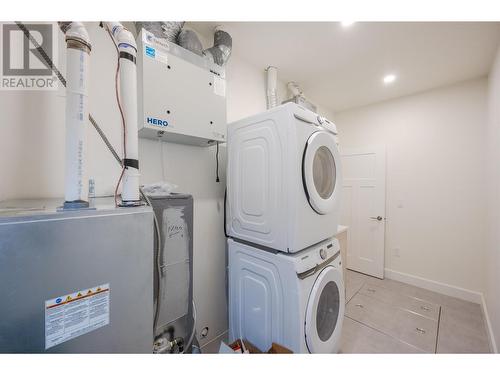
[182,299,197,354]
[224,188,228,238]
[104,25,166,348]
[215,141,220,182]
[159,137,166,182]
[139,187,163,336]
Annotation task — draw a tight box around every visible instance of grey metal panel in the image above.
[148,194,193,343]
[0,199,154,353]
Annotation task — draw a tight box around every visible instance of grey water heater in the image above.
[0,198,154,353]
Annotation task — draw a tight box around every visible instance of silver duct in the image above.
[283,81,318,113]
[287,81,303,98]
[134,21,184,43]
[203,27,232,66]
[135,22,232,67]
[177,29,203,56]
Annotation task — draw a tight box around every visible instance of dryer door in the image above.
[302,130,340,214]
[304,266,345,353]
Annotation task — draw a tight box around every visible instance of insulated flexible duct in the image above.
[134,21,184,43]
[287,81,303,98]
[203,27,232,66]
[177,29,203,56]
[135,22,232,66]
[283,80,318,113]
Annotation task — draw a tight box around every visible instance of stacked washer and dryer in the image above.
[226,102,345,353]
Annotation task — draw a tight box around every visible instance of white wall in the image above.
[485,46,500,351]
[0,22,333,347]
[335,78,488,294]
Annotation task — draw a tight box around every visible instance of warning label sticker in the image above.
[45,284,110,350]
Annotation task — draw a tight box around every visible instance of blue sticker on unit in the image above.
[145,46,156,58]
[147,117,168,127]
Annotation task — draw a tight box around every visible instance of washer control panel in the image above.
[318,116,338,135]
[294,238,340,275]
[319,248,327,260]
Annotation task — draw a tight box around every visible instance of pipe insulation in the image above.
[266,66,278,109]
[60,22,91,209]
[104,22,141,204]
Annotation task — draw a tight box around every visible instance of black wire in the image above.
[215,141,220,183]
[224,188,228,238]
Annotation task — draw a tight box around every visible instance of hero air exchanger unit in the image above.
[137,29,227,146]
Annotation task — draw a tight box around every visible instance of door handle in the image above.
[370,216,383,221]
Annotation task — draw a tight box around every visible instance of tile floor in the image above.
[341,269,491,353]
[201,270,492,353]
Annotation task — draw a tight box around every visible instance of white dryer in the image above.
[226,103,342,253]
[228,237,345,353]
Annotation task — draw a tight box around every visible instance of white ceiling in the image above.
[191,22,500,112]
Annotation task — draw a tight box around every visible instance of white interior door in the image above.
[340,147,386,278]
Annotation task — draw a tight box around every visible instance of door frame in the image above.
[340,145,387,279]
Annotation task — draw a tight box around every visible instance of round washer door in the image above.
[302,130,340,214]
[305,265,345,353]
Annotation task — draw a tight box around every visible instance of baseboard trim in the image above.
[480,294,498,353]
[384,268,497,353]
[384,268,482,304]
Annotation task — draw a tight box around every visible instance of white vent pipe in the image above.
[266,66,278,109]
[103,22,141,205]
[60,22,91,209]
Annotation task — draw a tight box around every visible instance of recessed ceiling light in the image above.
[383,74,396,84]
[341,21,355,27]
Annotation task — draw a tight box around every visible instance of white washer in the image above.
[227,102,342,253]
[228,237,345,353]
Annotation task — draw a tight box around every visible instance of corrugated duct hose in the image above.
[134,21,185,43]
[16,21,198,354]
[134,22,233,67]
[202,28,232,66]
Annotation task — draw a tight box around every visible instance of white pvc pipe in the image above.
[63,23,91,207]
[104,22,140,204]
[266,66,278,109]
